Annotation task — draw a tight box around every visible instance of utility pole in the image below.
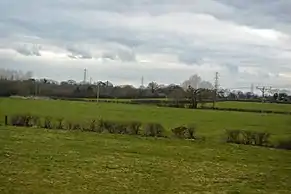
[96,83,100,103]
[251,83,254,94]
[213,72,219,108]
[256,86,272,103]
[83,68,87,84]
[141,76,144,88]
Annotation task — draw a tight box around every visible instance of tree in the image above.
[273,93,279,101]
[186,86,201,109]
[147,81,159,93]
[168,87,186,104]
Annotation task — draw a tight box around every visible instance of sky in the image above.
[0,0,291,89]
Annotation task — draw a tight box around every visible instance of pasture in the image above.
[1,127,291,193]
[0,98,291,193]
[205,101,291,112]
[0,98,291,141]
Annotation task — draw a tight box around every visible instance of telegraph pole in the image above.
[83,68,87,84]
[96,83,100,103]
[213,72,219,108]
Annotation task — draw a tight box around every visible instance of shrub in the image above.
[171,124,196,139]
[98,119,115,133]
[226,129,243,144]
[226,129,271,147]
[66,121,73,130]
[127,121,142,135]
[56,118,64,129]
[42,116,53,129]
[66,121,82,130]
[144,122,165,137]
[112,122,128,134]
[10,114,33,127]
[171,126,187,138]
[31,115,40,127]
[186,124,196,139]
[253,132,270,146]
[72,123,82,130]
[86,119,98,132]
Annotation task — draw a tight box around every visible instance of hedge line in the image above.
[52,97,291,115]
[5,114,200,140]
[226,129,291,150]
[4,114,290,150]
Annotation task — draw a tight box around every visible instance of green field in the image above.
[1,98,291,140]
[205,101,291,112]
[1,127,291,194]
[0,98,291,193]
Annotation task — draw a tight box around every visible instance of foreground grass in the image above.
[1,98,291,142]
[0,127,291,194]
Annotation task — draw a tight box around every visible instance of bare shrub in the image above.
[42,116,53,129]
[56,118,64,129]
[127,121,142,135]
[144,122,165,137]
[10,114,33,127]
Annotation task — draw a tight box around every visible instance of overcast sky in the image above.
[0,0,291,88]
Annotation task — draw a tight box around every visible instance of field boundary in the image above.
[3,114,291,151]
[48,97,291,115]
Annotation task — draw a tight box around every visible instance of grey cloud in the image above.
[66,45,93,59]
[14,44,41,56]
[100,50,136,62]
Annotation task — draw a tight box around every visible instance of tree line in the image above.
[0,69,289,107]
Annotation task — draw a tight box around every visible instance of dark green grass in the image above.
[206,101,291,112]
[1,127,291,194]
[1,98,291,141]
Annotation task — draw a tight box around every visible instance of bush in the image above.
[86,119,99,132]
[66,121,81,130]
[171,124,196,139]
[112,122,128,134]
[186,124,196,139]
[226,129,243,144]
[31,115,40,127]
[226,129,271,147]
[171,126,187,138]
[253,132,270,146]
[10,114,33,127]
[127,121,142,135]
[42,116,53,129]
[56,118,64,129]
[276,139,291,150]
[144,122,165,137]
[98,119,115,133]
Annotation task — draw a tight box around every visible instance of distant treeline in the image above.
[1,78,290,106]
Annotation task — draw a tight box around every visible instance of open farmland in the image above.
[0,98,291,193]
[205,101,291,112]
[1,127,291,194]
[0,98,291,140]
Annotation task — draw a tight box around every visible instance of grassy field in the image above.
[1,127,291,194]
[82,98,291,112]
[205,101,291,112]
[0,98,291,141]
[0,98,291,193]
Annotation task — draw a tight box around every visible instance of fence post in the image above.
[5,115,8,126]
